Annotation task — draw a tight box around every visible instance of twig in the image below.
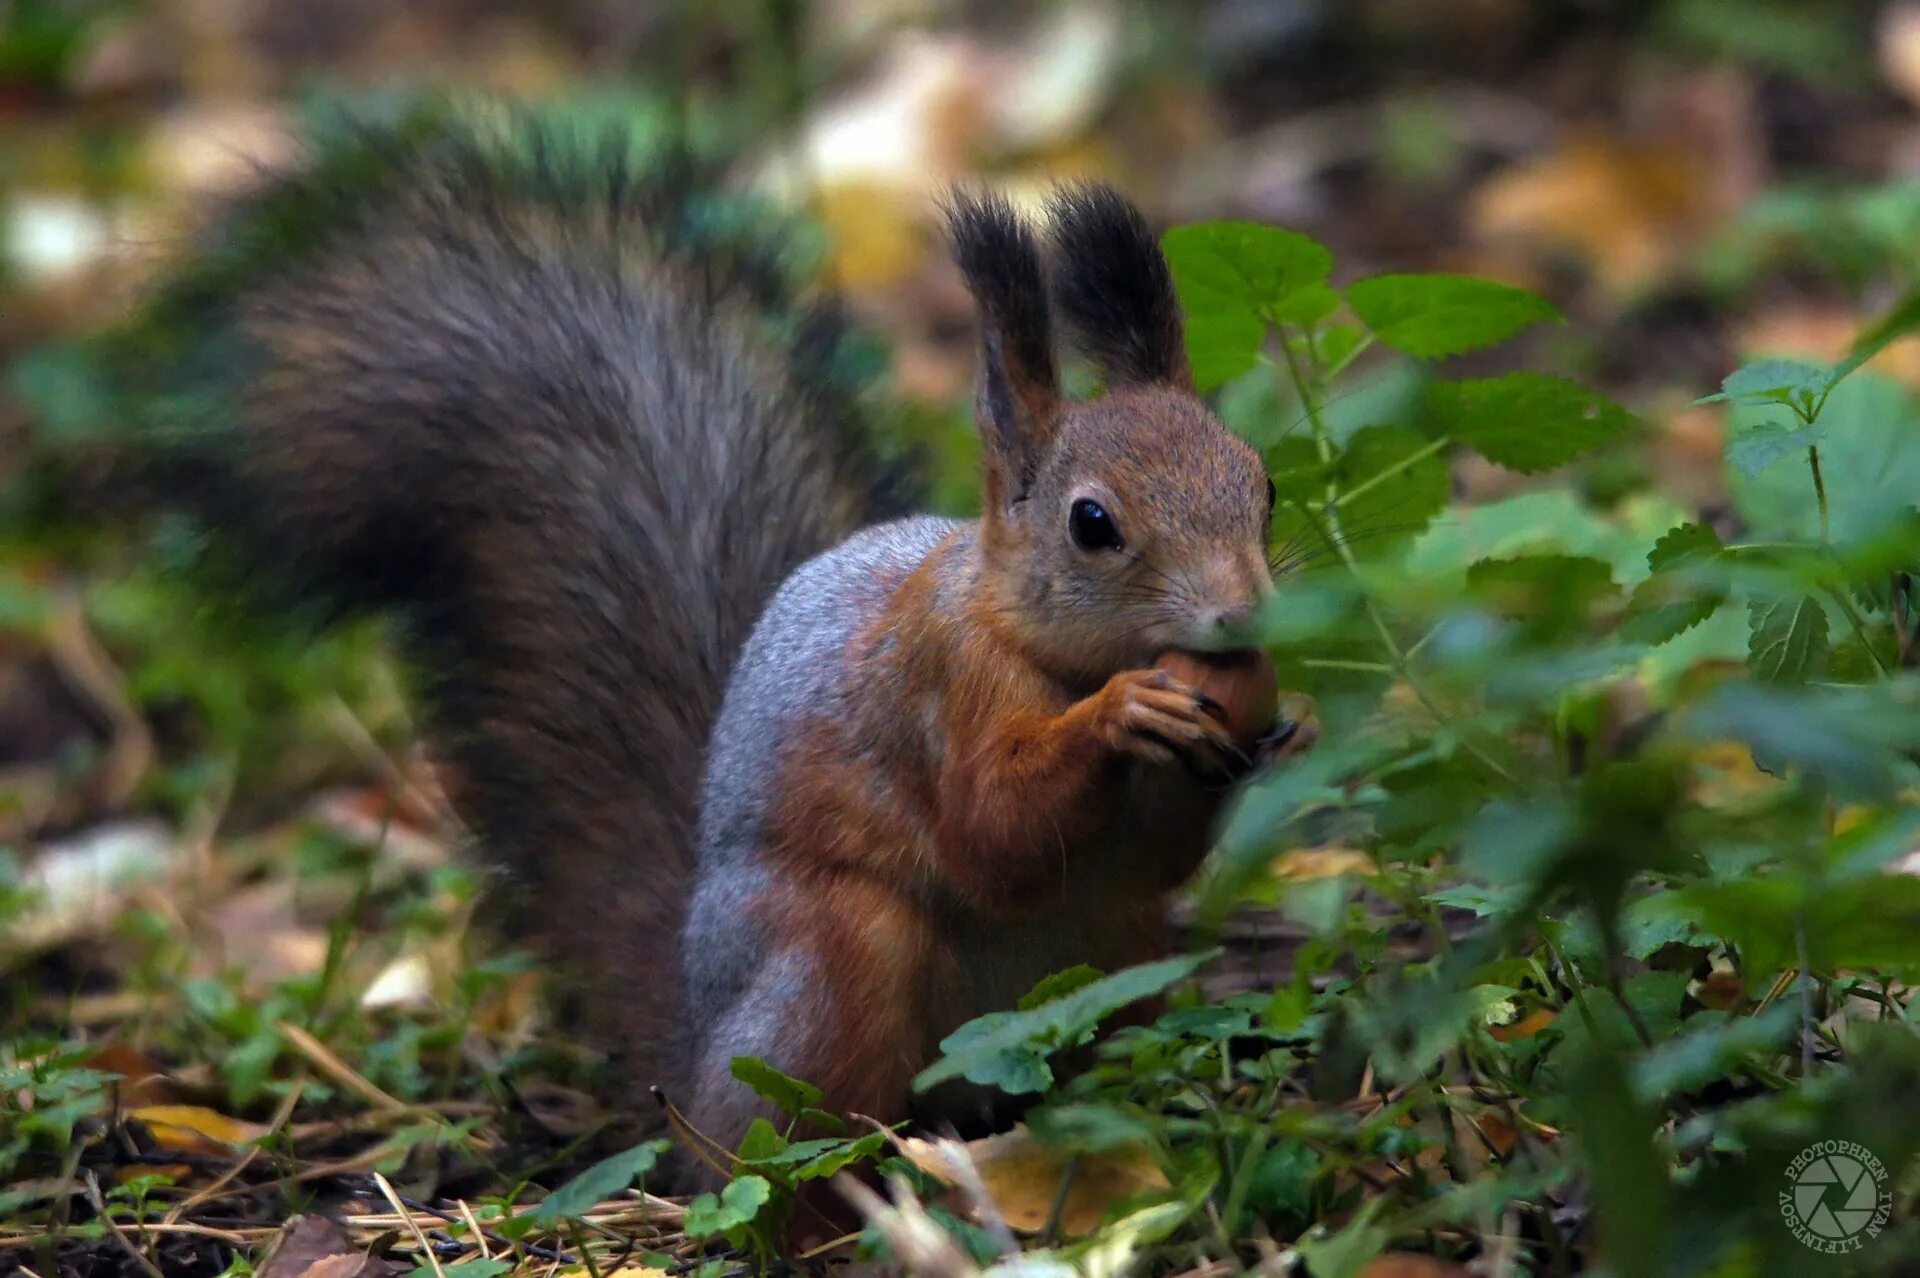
[383,1186,579,1267]
[374,1172,445,1278]
[275,1021,418,1116]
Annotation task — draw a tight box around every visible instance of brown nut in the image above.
[1152,648,1279,748]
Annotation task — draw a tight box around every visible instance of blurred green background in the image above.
[2,0,1915,832]
[7,1,1920,1271]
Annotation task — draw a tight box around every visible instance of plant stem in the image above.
[1824,585,1893,678]
[1278,339,1513,783]
[1312,436,1449,514]
[1807,445,1830,545]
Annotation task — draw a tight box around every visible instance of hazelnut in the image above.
[1152,648,1279,748]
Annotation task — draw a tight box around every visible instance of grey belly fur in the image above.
[682,515,959,1054]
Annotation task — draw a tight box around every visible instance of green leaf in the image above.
[1632,1005,1797,1103]
[1161,223,1334,313]
[1018,965,1104,1010]
[1346,273,1561,359]
[913,951,1217,1095]
[530,1140,671,1223]
[1727,373,1920,545]
[681,1175,772,1239]
[1465,554,1619,638]
[742,1131,886,1181]
[1426,374,1635,474]
[1026,1103,1160,1154]
[1270,284,1342,327]
[1696,358,1836,417]
[927,1010,1056,1095]
[729,1056,822,1116]
[1182,309,1265,391]
[1666,872,1920,978]
[1682,683,1918,799]
[736,1118,784,1162]
[1724,419,1826,480]
[1330,425,1450,554]
[1564,1050,1671,1276]
[1621,523,1726,644]
[1164,223,1334,391]
[1646,521,1724,575]
[1746,596,1829,684]
[789,1132,886,1181]
[1270,425,1448,565]
[1828,628,1896,683]
[1311,323,1369,376]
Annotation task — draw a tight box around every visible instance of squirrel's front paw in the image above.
[1248,703,1319,771]
[1094,668,1242,774]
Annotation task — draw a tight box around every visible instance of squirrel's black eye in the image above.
[1069,498,1124,552]
[1266,477,1278,511]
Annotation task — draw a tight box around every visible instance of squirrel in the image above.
[124,114,1293,1178]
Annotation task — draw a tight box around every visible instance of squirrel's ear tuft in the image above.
[1044,183,1189,389]
[944,188,1060,504]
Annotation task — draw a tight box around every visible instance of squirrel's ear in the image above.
[945,189,1060,507]
[1044,183,1190,389]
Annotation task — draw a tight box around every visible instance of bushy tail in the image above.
[113,105,903,1094]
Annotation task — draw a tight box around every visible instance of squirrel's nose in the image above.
[1205,604,1254,635]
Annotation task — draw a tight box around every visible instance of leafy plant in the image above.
[849,223,1920,1272]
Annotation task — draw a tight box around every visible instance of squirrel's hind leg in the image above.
[683,880,930,1160]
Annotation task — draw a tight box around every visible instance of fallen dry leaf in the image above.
[360,950,438,1013]
[1272,847,1378,882]
[310,787,450,872]
[1472,76,1757,305]
[896,1125,1169,1237]
[200,879,330,993]
[127,1104,267,1154]
[1360,1256,1473,1278]
[8,820,181,953]
[87,1040,181,1107]
[1476,1111,1519,1157]
[257,1215,400,1278]
[1882,4,1920,106]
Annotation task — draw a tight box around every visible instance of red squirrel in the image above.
[134,115,1294,1176]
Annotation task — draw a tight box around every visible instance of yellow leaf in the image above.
[1487,1006,1557,1043]
[128,1104,266,1154]
[1272,847,1378,882]
[896,1126,1168,1237]
[1690,741,1776,809]
[814,183,928,292]
[115,1162,190,1184]
[1471,130,1733,302]
[1834,806,1873,839]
